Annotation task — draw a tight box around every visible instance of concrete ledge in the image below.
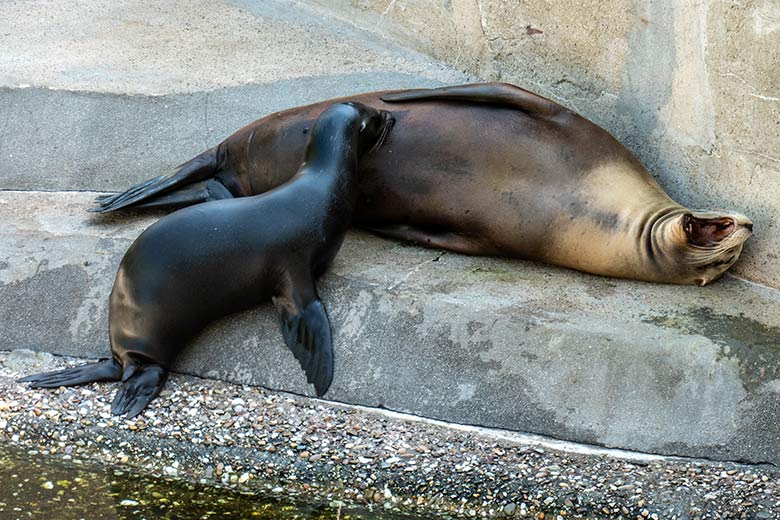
[1,191,779,465]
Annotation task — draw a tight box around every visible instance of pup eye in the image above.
[360,122,367,131]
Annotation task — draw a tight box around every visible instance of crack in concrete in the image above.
[386,251,446,291]
[380,0,396,17]
[375,314,392,356]
[731,147,780,165]
[720,71,780,102]
[475,0,488,41]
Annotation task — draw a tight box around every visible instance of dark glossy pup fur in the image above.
[20,102,395,418]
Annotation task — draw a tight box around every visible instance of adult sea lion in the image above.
[20,102,395,417]
[92,83,752,285]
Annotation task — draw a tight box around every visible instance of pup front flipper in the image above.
[274,291,334,397]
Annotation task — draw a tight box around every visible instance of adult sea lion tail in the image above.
[18,358,122,388]
[89,147,220,213]
[274,298,334,397]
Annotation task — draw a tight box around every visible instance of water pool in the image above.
[0,444,419,519]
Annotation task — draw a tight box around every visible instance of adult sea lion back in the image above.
[92,83,752,285]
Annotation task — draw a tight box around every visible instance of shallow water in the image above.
[0,445,416,520]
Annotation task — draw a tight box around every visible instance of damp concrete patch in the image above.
[2,190,779,466]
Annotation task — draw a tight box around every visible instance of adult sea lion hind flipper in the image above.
[89,147,220,213]
[380,82,561,116]
[19,358,122,388]
[129,179,234,210]
[273,296,334,397]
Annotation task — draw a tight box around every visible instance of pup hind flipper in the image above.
[19,358,122,388]
[110,364,168,419]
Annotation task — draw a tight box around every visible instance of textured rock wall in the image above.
[310,0,780,288]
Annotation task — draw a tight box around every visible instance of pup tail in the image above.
[89,147,220,213]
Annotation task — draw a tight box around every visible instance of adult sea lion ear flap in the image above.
[272,287,334,397]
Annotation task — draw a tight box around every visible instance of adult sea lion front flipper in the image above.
[363,224,489,256]
[379,82,561,116]
[272,274,334,397]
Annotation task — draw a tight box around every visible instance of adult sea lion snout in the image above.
[682,212,753,247]
[671,210,753,286]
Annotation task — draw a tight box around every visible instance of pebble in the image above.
[1,350,778,519]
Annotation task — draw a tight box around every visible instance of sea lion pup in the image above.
[20,102,395,418]
[90,83,752,285]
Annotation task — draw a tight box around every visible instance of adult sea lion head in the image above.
[308,101,394,157]
[651,208,753,286]
[353,101,395,153]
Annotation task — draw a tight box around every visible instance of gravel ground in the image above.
[1,349,778,519]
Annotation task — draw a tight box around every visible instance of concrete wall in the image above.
[4,191,780,465]
[310,0,780,289]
